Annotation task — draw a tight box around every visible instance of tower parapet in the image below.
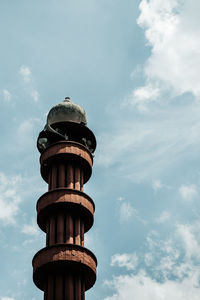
[32,98,97,300]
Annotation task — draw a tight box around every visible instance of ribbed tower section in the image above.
[32,98,97,300]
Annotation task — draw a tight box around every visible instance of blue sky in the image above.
[1,0,200,299]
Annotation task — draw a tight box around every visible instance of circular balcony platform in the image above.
[40,141,93,184]
[37,188,95,233]
[33,244,97,291]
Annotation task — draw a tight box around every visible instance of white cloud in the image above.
[18,65,39,102]
[17,118,41,147]
[117,196,125,201]
[156,211,171,224]
[30,89,39,102]
[104,271,200,300]
[152,179,163,191]
[105,220,200,300]
[119,202,135,222]
[17,119,35,147]
[19,66,31,82]
[152,180,170,192]
[179,184,197,202]
[130,64,143,80]
[126,0,200,110]
[144,252,153,266]
[97,103,200,183]
[119,202,146,224]
[111,253,138,270]
[124,83,160,111]
[1,297,15,300]
[176,222,200,259]
[3,89,11,102]
[99,1,200,184]
[18,119,34,135]
[0,172,22,225]
[22,220,39,236]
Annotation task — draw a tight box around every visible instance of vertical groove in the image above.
[44,279,48,300]
[47,274,54,300]
[73,217,76,244]
[73,166,76,189]
[66,214,73,243]
[65,273,74,299]
[59,163,65,187]
[51,165,57,190]
[75,167,80,190]
[48,167,52,191]
[46,219,49,246]
[56,165,59,188]
[54,216,57,244]
[80,220,84,247]
[67,164,73,189]
[76,276,81,300]
[80,168,84,192]
[81,278,85,300]
[63,274,65,300]
[48,219,50,246]
[53,276,56,300]
[63,215,66,243]
[49,217,55,246]
[65,164,68,187]
[55,274,63,300]
[75,217,81,245]
[57,214,64,243]
[73,276,76,300]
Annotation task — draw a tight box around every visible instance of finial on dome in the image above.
[64,97,71,102]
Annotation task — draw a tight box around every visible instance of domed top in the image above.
[46,97,87,126]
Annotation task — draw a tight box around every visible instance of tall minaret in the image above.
[32,97,97,300]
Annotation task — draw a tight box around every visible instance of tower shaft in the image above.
[33,99,97,300]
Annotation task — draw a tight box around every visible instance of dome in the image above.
[46,97,87,126]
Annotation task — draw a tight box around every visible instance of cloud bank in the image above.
[126,0,200,109]
[105,220,200,300]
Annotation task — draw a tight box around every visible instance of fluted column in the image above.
[33,141,97,300]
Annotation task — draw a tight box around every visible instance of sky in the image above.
[1,0,200,299]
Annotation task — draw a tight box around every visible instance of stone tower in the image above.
[32,97,97,300]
